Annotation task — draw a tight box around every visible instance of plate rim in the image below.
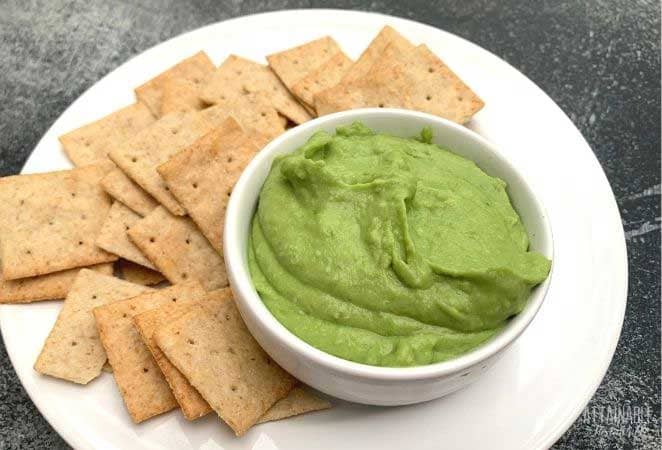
[0,8,628,450]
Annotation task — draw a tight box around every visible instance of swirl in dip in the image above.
[248,122,551,367]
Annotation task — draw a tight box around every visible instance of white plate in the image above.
[0,9,627,450]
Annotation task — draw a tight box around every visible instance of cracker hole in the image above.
[149,237,155,243]
[185,238,190,245]
[71,193,76,198]
[71,341,77,346]
[92,295,97,299]
[230,385,238,392]
[293,60,298,65]
[260,112,266,117]
[457,96,464,102]
[125,225,129,231]
[304,86,309,91]
[428,67,434,73]
[20,200,24,205]
[48,221,54,226]
[78,241,83,246]
[187,339,195,345]
[228,347,235,354]
[81,214,86,220]
[122,313,128,318]
[220,95,226,100]
[227,156,233,163]
[192,182,198,189]
[175,331,180,335]
[143,367,149,373]
[25,250,31,255]
[426,95,432,101]
[224,314,231,321]
[181,273,188,279]
[131,157,137,163]
[236,70,242,75]
[264,357,271,365]
[164,186,170,191]
[378,103,384,108]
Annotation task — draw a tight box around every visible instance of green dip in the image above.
[248,122,551,367]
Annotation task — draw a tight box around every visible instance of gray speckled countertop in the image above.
[0,1,659,448]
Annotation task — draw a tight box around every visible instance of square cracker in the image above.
[257,386,331,424]
[101,168,158,217]
[135,290,330,423]
[291,51,353,109]
[58,102,155,166]
[34,270,152,384]
[133,291,226,420]
[266,36,341,89]
[158,118,262,253]
[200,55,312,124]
[0,263,112,304]
[96,202,156,269]
[154,292,297,436]
[0,163,117,280]
[160,77,208,116]
[128,206,227,290]
[341,25,415,83]
[108,104,279,216]
[118,260,165,286]
[135,51,214,117]
[315,43,484,124]
[93,281,206,423]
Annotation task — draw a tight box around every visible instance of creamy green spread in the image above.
[248,122,551,367]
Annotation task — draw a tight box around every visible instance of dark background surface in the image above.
[0,0,659,448]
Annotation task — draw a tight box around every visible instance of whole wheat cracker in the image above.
[154,292,296,436]
[0,263,112,304]
[59,103,155,166]
[0,163,117,280]
[34,270,152,384]
[133,292,223,420]
[266,36,341,89]
[315,43,484,124]
[257,386,331,424]
[101,168,158,217]
[135,51,214,117]
[199,55,312,124]
[291,51,353,109]
[93,282,206,423]
[127,206,227,290]
[158,118,262,253]
[96,202,156,270]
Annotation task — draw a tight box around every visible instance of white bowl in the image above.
[224,108,553,406]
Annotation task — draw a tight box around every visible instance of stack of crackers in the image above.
[0,26,483,435]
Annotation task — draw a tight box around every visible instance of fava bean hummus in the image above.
[249,122,551,367]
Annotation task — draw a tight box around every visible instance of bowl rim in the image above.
[224,108,554,381]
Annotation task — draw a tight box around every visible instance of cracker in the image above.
[59,103,155,166]
[154,293,296,436]
[266,36,341,89]
[160,77,208,116]
[257,386,331,424]
[315,44,484,124]
[0,163,117,280]
[101,168,158,217]
[0,263,112,304]
[291,51,353,109]
[158,118,261,253]
[341,25,415,83]
[93,282,206,422]
[96,202,156,269]
[132,291,230,420]
[118,260,165,286]
[135,52,214,117]
[200,55,312,124]
[34,270,152,384]
[128,207,227,290]
[108,104,277,216]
